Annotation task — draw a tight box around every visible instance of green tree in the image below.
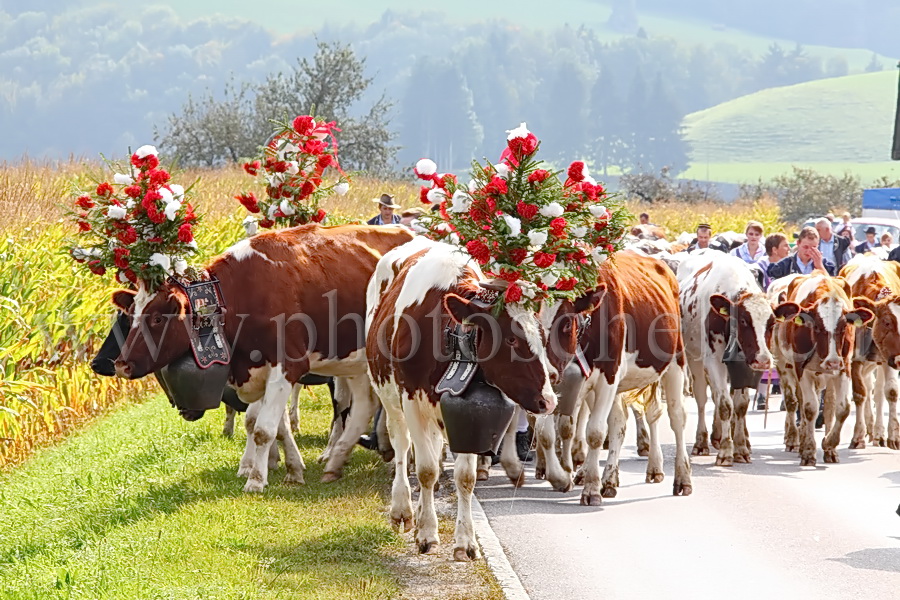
[772,167,861,223]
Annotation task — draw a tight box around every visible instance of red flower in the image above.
[184,203,197,223]
[516,202,539,221]
[533,252,557,268]
[96,182,114,197]
[466,240,491,265]
[605,244,616,253]
[509,248,528,265]
[243,160,261,176]
[528,169,550,184]
[438,173,458,189]
[550,217,567,237]
[147,237,164,243]
[117,226,138,245]
[144,155,160,170]
[312,208,326,223]
[317,154,333,170]
[75,195,94,210]
[259,218,275,229]
[303,139,328,155]
[556,277,577,291]
[594,221,607,232]
[272,161,289,173]
[236,192,260,213]
[567,161,586,183]
[498,268,520,283]
[484,176,508,196]
[124,185,142,199]
[508,133,538,159]
[420,186,431,204]
[77,220,91,232]
[88,260,106,276]
[292,115,315,135]
[121,269,137,284]
[113,247,130,269]
[149,169,170,186]
[300,180,316,199]
[146,206,165,224]
[178,223,193,243]
[504,283,523,303]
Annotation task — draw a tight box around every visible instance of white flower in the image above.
[267,173,284,186]
[169,184,184,199]
[449,190,470,213]
[584,175,596,186]
[411,221,428,234]
[506,122,530,141]
[502,214,522,236]
[113,173,133,185]
[416,158,437,177]
[495,163,510,179]
[134,145,158,158]
[541,271,560,287]
[539,202,564,218]
[267,204,278,219]
[276,141,299,161]
[242,216,258,237]
[173,257,188,275]
[149,253,171,273]
[286,161,300,176]
[334,182,350,196]
[125,199,135,210]
[164,200,181,221]
[71,247,90,261]
[449,233,461,245]
[106,205,127,220]
[279,199,296,217]
[132,166,141,179]
[117,270,131,284]
[159,187,174,204]
[519,281,537,299]
[592,247,609,263]
[187,241,198,252]
[571,226,588,238]
[426,187,446,204]
[436,223,452,233]
[589,205,608,218]
[468,179,478,192]
[528,231,548,247]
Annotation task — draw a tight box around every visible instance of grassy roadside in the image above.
[0,388,403,599]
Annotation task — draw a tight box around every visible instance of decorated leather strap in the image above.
[435,323,479,396]
[169,276,231,369]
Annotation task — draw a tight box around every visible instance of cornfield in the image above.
[0,161,785,468]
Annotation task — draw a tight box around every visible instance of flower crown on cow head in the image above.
[415,123,629,311]
[67,145,200,291]
[236,115,351,229]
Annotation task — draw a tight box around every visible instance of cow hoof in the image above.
[321,471,342,483]
[572,451,586,467]
[453,545,479,561]
[236,464,253,478]
[534,466,546,480]
[711,438,721,450]
[733,453,751,464]
[785,445,799,453]
[691,445,709,456]
[580,492,603,506]
[888,438,900,451]
[800,456,816,467]
[573,469,585,486]
[875,437,887,447]
[823,449,839,463]
[849,439,865,450]
[507,470,526,488]
[637,445,650,457]
[391,512,414,533]
[381,449,395,463]
[283,471,305,485]
[316,452,330,464]
[673,483,693,496]
[418,540,438,554]
[549,474,574,493]
[243,479,267,493]
[600,486,617,498]
[714,455,733,467]
[645,471,664,484]
[476,468,490,482]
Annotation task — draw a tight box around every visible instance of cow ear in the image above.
[773,302,801,322]
[853,296,876,311]
[833,276,852,299]
[444,293,483,324]
[573,284,606,314]
[786,275,807,300]
[847,308,874,328]
[111,289,136,312]
[709,294,732,320]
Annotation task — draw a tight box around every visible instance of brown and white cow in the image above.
[843,256,900,450]
[367,239,592,559]
[678,251,775,465]
[112,223,413,491]
[770,274,873,465]
[529,250,693,504]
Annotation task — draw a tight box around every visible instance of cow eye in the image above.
[562,319,573,334]
[152,314,164,326]
[505,336,518,347]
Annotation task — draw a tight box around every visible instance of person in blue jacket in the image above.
[767,226,835,279]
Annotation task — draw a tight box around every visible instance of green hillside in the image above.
[683,70,900,178]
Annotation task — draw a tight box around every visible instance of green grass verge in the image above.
[0,389,402,600]
[680,160,900,185]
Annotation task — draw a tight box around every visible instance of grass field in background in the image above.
[680,161,900,185]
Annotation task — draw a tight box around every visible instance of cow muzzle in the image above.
[90,357,117,377]
[114,360,133,379]
[749,355,773,371]
[821,359,844,372]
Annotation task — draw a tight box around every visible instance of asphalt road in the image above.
[476,396,900,600]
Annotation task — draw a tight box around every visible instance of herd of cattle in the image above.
[87,223,900,561]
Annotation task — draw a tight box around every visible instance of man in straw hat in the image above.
[367,193,402,225]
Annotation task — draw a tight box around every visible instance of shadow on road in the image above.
[828,547,900,573]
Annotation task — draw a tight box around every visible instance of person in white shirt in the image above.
[730,220,766,264]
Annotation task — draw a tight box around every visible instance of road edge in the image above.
[471,495,531,600]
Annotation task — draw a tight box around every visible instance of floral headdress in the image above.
[67,145,199,290]
[416,123,629,310]
[236,115,350,228]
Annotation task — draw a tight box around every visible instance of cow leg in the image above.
[288,383,301,433]
[223,405,237,438]
[822,375,851,463]
[268,427,281,470]
[405,398,442,553]
[633,407,651,457]
[535,414,573,492]
[323,374,377,482]
[781,373,800,452]
[276,407,305,484]
[644,389,664,483]
[580,378,617,506]
[662,364,692,496]
[496,412,523,486]
[245,366,292,492]
[850,362,869,449]
[688,358,710,456]
[572,395,589,468]
[873,364,888,447]
[600,396,627,497]
[318,377,350,463]
[558,411,577,473]
[453,452,481,561]
[476,455,491,481]
[732,388,752,463]
[707,365,734,467]
[798,375,819,466]
[377,384,414,532]
[238,401,261,478]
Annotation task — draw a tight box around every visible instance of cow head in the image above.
[776,296,873,373]
[111,284,192,379]
[444,293,559,414]
[90,311,132,376]
[539,285,607,375]
[709,292,774,370]
[854,295,900,368]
